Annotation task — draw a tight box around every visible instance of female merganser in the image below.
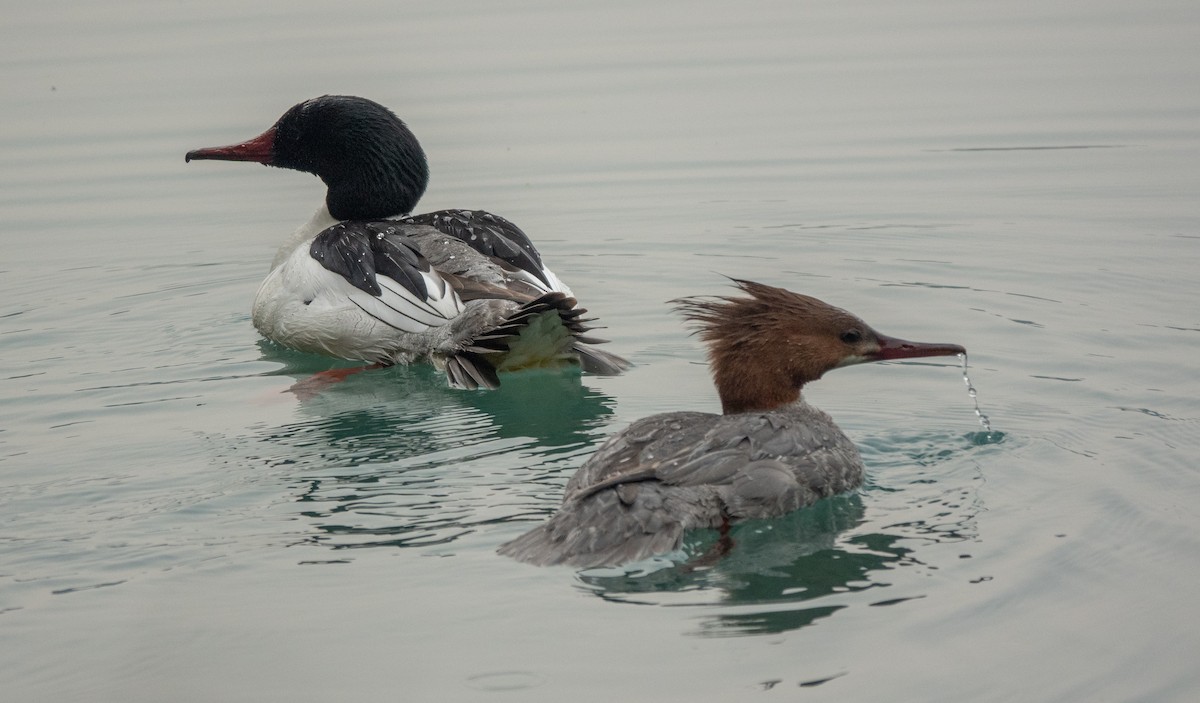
[499,280,965,567]
[186,95,628,389]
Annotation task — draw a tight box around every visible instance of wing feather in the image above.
[309,222,463,334]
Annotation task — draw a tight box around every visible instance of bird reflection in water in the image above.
[253,341,617,550]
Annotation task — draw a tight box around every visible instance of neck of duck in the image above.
[271,206,339,269]
[710,345,811,415]
[317,135,429,221]
[323,160,426,221]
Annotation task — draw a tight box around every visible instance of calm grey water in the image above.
[3,1,1199,700]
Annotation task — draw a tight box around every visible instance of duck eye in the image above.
[839,330,862,345]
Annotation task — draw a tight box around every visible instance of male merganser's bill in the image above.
[186,95,628,389]
[499,280,965,567]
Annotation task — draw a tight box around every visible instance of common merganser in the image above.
[186,95,628,389]
[498,280,965,567]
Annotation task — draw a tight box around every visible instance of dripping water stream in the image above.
[960,352,996,442]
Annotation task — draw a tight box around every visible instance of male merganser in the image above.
[499,280,965,567]
[186,95,628,389]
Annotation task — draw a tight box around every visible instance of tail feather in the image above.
[497,521,686,568]
[463,340,508,354]
[444,351,501,390]
[573,343,630,375]
[498,483,723,568]
[458,292,630,380]
[574,334,610,345]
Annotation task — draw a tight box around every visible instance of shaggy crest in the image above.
[673,279,860,344]
[670,279,871,414]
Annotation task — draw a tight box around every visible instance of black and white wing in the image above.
[309,221,464,333]
[401,209,555,289]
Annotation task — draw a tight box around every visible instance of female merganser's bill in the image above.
[186,95,628,389]
[498,280,965,567]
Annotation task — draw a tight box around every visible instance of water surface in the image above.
[3,1,1199,701]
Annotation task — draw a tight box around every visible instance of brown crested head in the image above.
[672,279,965,415]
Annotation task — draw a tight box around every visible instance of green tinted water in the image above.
[2,1,1199,700]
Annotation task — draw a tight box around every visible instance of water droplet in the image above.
[959,353,994,438]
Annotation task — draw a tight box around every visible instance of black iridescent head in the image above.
[187,95,429,220]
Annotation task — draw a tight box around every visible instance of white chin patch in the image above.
[834,354,871,368]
